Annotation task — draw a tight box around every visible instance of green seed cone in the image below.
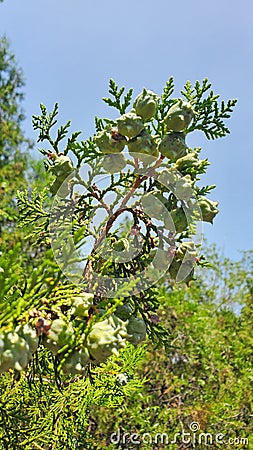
[50,155,74,178]
[115,304,133,321]
[158,132,187,161]
[95,128,127,154]
[70,293,94,318]
[43,319,74,356]
[158,169,178,189]
[126,317,146,345]
[198,196,219,223]
[175,152,204,172]
[87,315,127,363]
[117,112,144,138]
[176,241,198,262]
[128,129,158,163]
[102,153,126,173]
[164,99,195,132]
[174,175,194,201]
[165,207,188,233]
[133,88,159,121]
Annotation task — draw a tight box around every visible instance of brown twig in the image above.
[91,191,113,216]
[120,155,165,208]
[33,443,46,450]
[82,155,165,283]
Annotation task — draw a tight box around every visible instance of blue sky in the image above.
[1,0,252,259]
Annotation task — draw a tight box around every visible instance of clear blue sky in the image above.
[1,0,252,259]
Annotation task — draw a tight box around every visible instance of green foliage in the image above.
[0,36,27,163]
[11,77,236,383]
[32,103,71,152]
[0,344,145,449]
[32,103,100,166]
[160,76,175,109]
[195,243,253,309]
[1,244,253,449]
[181,78,237,139]
[17,188,49,225]
[89,249,253,448]
[102,78,133,114]
[0,36,32,233]
[0,72,239,449]
[0,243,64,327]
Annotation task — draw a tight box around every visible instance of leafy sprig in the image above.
[16,189,50,244]
[69,136,101,167]
[33,103,102,167]
[32,103,72,152]
[196,184,216,196]
[102,78,133,114]
[181,78,237,139]
[159,76,175,117]
[154,76,175,134]
[17,189,49,225]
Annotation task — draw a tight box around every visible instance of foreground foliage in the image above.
[1,248,253,448]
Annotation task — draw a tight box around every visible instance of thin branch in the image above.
[33,443,46,450]
[120,155,165,208]
[81,155,165,283]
